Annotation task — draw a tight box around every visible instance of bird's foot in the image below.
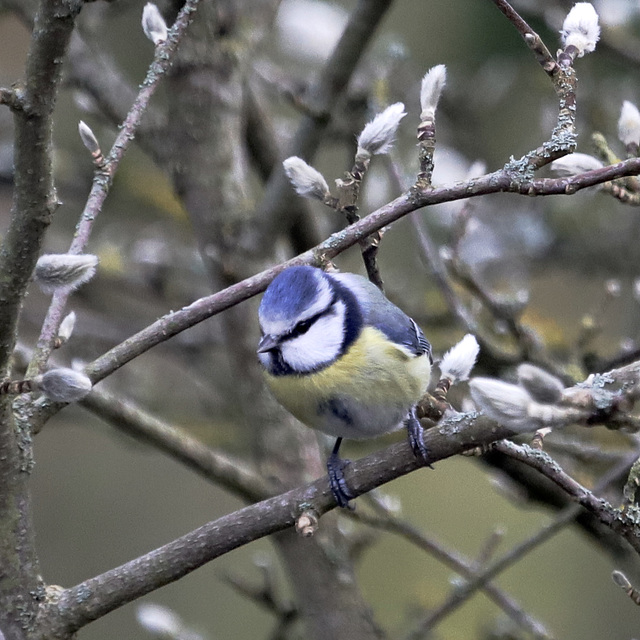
[405,408,433,468]
[326,452,356,510]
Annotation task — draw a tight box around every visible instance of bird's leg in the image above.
[326,437,356,509]
[405,406,432,467]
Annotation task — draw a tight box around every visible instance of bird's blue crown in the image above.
[259,266,325,323]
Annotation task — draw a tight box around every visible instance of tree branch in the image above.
[72,156,640,390]
[0,1,83,636]
[27,0,200,376]
[491,0,556,74]
[404,449,636,638]
[350,509,553,638]
[33,412,511,637]
[36,357,640,637]
[82,388,269,503]
[0,0,81,374]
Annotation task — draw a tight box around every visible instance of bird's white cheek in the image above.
[281,311,344,372]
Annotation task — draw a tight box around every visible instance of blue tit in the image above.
[257,265,433,508]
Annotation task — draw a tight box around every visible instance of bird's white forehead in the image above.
[261,270,335,336]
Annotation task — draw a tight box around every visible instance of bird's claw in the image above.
[405,408,433,468]
[327,454,356,510]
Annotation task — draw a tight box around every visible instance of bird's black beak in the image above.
[257,334,279,353]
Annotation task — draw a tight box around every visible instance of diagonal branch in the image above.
[490,0,556,74]
[350,509,552,638]
[27,0,200,377]
[82,388,269,503]
[404,449,637,639]
[76,157,640,388]
[37,396,640,638]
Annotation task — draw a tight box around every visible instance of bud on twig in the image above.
[611,570,640,606]
[34,254,98,294]
[612,569,632,590]
[439,334,479,383]
[35,368,92,403]
[282,156,331,201]
[516,364,564,404]
[356,102,406,158]
[142,3,168,45]
[420,64,447,119]
[618,101,640,152]
[55,311,77,348]
[470,376,591,432]
[531,427,553,450]
[295,510,319,537]
[469,378,533,432]
[78,121,103,164]
[549,153,603,176]
[136,602,183,637]
[560,3,600,58]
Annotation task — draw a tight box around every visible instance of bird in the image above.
[257,265,433,508]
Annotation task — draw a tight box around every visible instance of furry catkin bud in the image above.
[282,157,330,200]
[78,121,100,155]
[469,378,533,432]
[618,101,640,148]
[420,64,447,118]
[516,364,564,404]
[136,603,182,636]
[356,102,406,157]
[34,254,98,294]
[560,3,600,57]
[549,153,603,176]
[58,311,77,344]
[612,570,631,590]
[35,368,92,403]
[142,3,168,45]
[439,334,479,382]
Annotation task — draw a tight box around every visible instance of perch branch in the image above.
[36,379,640,638]
[80,157,640,387]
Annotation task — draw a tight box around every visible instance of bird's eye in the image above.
[295,318,313,334]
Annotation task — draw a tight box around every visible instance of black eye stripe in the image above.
[284,291,338,341]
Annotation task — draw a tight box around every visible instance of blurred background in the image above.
[2,0,640,638]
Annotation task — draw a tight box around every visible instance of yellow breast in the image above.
[263,326,431,439]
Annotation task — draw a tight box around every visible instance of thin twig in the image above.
[75,156,640,386]
[66,32,166,153]
[350,509,553,638]
[27,0,200,376]
[492,441,627,526]
[82,387,268,503]
[258,0,394,229]
[404,450,637,639]
[490,0,556,74]
[336,154,385,290]
[412,214,477,331]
